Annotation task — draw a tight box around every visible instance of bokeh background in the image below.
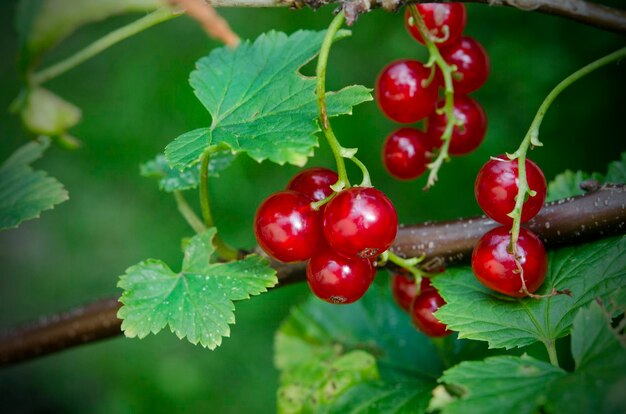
[0,0,624,412]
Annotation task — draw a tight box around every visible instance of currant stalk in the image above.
[408,5,460,190]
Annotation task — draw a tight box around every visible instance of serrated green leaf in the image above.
[546,170,603,202]
[318,380,432,414]
[0,137,68,230]
[16,0,160,70]
[117,228,277,349]
[605,152,626,184]
[440,355,565,414]
[547,291,626,413]
[434,236,626,349]
[19,86,81,137]
[165,30,372,169]
[140,152,234,192]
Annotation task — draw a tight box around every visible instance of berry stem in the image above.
[386,250,429,290]
[408,5,458,190]
[173,190,206,234]
[31,7,180,85]
[199,149,238,261]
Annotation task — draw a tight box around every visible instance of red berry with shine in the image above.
[471,226,548,297]
[383,128,430,180]
[424,95,487,155]
[254,191,322,263]
[411,289,451,337]
[404,3,467,48]
[287,167,338,203]
[376,60,439,123]
[391,271,434,313]
[323,187,398,259]
[475,156,547,225]
[307,245,376,304]
[440,37,490,94]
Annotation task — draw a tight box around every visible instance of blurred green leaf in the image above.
[547,289,626,413]
[117,228,277,349]
[440,355,565,414]
[16,0,160,71]
[165,30,372,169]
[0,137,68,230]
[140,152,234,192]
[19,86,81,137]
[434,236,626,349]
[605,152,626,183]
[546,170,603,202]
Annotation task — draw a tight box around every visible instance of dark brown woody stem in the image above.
[1,185,624,367]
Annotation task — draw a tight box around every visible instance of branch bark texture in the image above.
[1,185,625,367]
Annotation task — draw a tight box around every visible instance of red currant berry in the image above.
[254,191,322,263]
[440,37,490,94]
[475,156,547,225]
[383,128,430,180]
[404,3,467,48]
[471,226,548,297]
[424,95,487,155]
[411,289,451,337]
[323,187,398,259]
[307,245,376,304]
[287,167,338,203]
[391,271,434,313]
[376,60,439,123]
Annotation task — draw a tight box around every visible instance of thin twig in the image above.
[174,0,240,47]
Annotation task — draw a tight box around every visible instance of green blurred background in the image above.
[0,0,624,412]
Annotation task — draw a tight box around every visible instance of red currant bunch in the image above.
[255,168,399,304]
[390,271,451,337]
[377,3,490,181]
[472,156,548,297]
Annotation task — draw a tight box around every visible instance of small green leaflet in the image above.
[433,235,626,349]
[605,152,626,183]
[140,152,234,192]
[117,228,277,349]
[0,137,68,230]
[16,0,160,71]
[440,355,566,414]
[441,292,626,414]
[17,86,81,138]
[165,30,372,169]
[275,282,442,413]
[546,170,602,202]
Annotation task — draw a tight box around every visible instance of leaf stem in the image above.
[31,7,180,85]
[316,11,350,191]
[508,46,626,255]
[174,190,206,234]
[545,341,560,367]
[199,149,238,261]
[408,6,458,190]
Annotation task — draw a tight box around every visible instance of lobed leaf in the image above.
[433,236,626,349]
[0,137,68,230]
[117,229,277,349]
[165,30,372,169]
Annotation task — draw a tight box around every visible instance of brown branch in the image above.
[1,185,625,367]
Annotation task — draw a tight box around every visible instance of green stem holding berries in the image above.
[408,5,459,190]
[31,7,180,85]
[386,250,429,285]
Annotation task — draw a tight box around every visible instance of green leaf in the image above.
[275,282,441,412]
[547,290,626,413]
[140,152,234,192]
[440,355,565,414]
[0,137,68,230]
[605,152,626,184]
[165,30,372,169]
[434,236,626,349]
[19,86,81,137]
[546,170,602,203]
[16,0,160,70]
[117,229,277,349]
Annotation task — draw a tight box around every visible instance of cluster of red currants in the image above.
[391,271,451,337]
[254,168,398,304]
[472,156,548,297]
[376,3,490,180]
